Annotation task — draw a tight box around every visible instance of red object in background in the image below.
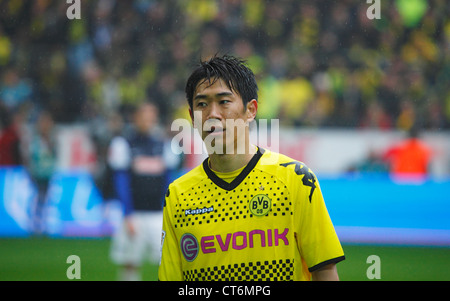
[69,132,97,169]
[0,125,22,166]
[384,137,433,176]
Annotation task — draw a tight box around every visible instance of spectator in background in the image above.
[0,68,32,112]
[383,126,433,178]
[347,149,389,175]
[0,104,24,166]
[98,111,126,203]
[108,101,167,281]
[27,110,57,235]
[95,111,126,236]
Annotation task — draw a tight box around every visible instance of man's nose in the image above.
[206,102,222,120]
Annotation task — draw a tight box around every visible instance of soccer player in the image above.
[159,55,344,281]
[109,102,167,281]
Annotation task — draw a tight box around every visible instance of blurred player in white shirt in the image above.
[108,102,166,281]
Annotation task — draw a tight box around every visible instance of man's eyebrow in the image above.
[194,92,233,101]
[216,92,233,97]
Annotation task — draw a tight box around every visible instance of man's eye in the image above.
[220,100,230,104]
[196,102,206,107]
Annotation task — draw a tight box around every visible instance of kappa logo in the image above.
[280,161,316,203]
[185,206,214,216]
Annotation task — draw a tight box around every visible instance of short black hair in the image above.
[185,55,258,110]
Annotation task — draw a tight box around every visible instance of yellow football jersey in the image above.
[159,147,344,281]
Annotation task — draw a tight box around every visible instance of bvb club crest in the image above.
[249,194,271,216]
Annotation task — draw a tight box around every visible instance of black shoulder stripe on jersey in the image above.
[203,147,265,191]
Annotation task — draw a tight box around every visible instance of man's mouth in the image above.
[207,126,225,134]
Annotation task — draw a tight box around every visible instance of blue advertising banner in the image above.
[1,168,449,246]
[44,171,107,237]
[0,167,35,237]
[0,168,115,237]
[320,174,450,246]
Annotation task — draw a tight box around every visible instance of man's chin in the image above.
[204,140,232,155]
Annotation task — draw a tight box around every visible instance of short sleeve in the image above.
[293,166,345,272]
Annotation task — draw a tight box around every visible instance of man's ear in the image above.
[246,99,258,122]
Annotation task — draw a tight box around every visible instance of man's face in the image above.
[135,103,157,133]
[191,78,256,154]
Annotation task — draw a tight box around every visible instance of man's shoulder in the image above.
[258,148,307,170]
[258,148,316,181]
[168,164,207,195]
[258,148,318,202]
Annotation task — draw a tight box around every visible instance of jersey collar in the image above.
[202,147,265,191]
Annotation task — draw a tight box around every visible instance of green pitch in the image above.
[0,238,448,281]
[0,237,158,281]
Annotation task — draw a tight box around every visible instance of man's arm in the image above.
[311,263,339,281]
[159,186,183,281]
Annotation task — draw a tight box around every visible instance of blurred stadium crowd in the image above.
[0,0,449,245]
[0,0,449,135]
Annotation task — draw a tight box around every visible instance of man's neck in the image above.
[208,145,257,173]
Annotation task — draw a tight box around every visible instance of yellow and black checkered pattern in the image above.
[173,169,292,229]
[183,259,294,281]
